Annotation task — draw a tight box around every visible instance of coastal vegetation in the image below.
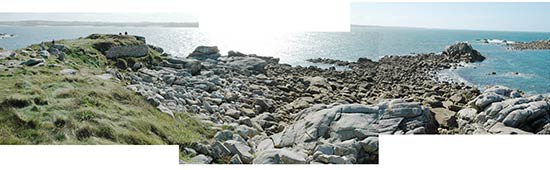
[0,34,213,145]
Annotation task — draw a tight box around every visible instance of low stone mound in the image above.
[87,34,149,59]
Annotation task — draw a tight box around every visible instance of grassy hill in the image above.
[0,34,213,145]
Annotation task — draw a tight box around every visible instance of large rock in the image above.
[457,86,550,134]
[20,58,44,66]
[253,149,307,164]
[188,46,221,60]
[223,140,254,164]
[87,34,149,59]
[430,108,457,128]
[224,56,269,73]
[187,154,213,164]
[275,100,435,164]
[38,50,50,58]
[442,42,485,62]
[104,44,149,59]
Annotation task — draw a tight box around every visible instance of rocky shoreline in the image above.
[5,34,550,164]
[101,40,520,164]
[507,39,550,50]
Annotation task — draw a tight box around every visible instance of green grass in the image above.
[0,34,213,145]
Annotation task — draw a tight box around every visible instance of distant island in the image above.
[0,20,199,27]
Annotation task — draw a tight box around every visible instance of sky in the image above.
[0,0,349,32]
[351,2,550,32]
[0,13,197,23]
[2,2,550,32]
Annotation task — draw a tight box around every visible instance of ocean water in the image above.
[1,25,549,94]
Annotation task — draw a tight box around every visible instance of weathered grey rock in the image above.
[148,44,164,54]
[450,94,466,104]
[214,130,234,142]
[280,100,434,149]
[49,44,68,52]
[228,50,246,57]
[256,138,275,152]
[211,141,232,159]
[20,58,44,66]
[458,86,550,134]
[188,154,213,164]
[255,98,274,112]
[38,50,50,58]
[192,143,212,156]
[230,154,243,164]
[223,140,254,164]
[105,44,149,59]
[270,132,283,148]
[188,46,220,60]
[235,125,260,140]
[315,144,334,155]
[359,137,379,153]
[273,100,433,164]
[253,149,306,164]
[317,154,352,164]
[457,108,477,121]
[472,86,520,110]
[430,108,457,128]
[487,122,531,134]
[225,56,269,73]
[225,109,241,119]
[183,147,197,157]
[442,42,485,62]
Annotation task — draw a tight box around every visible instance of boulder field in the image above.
[97,38,547,164]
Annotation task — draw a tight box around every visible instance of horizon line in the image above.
[1,20,549,33]
[351,24,550,34]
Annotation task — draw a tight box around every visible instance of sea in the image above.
[1,25,549,94]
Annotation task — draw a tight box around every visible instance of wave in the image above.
[478,38,516,44]
[434,68,472,85]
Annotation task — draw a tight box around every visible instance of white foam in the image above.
[502,72,535,79]
[479,39,516,45]
[0,33,16,39]
[434,68,471,85]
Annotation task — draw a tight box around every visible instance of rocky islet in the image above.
[507,39,550,50]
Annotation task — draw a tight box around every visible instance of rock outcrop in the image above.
[442,42,485,62]
[87,34,149,59]
[104,44,149,59]
[457,86,550,134]
[269,100,435,164]
[181,99,435,164]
